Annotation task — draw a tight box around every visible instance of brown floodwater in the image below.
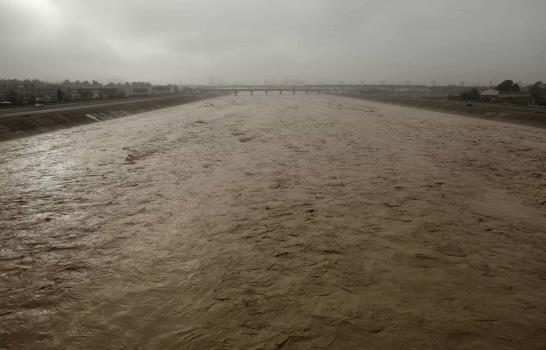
[1,95,545,349]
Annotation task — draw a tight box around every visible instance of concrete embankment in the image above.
[341,94,546,128]
[0,94,217,141]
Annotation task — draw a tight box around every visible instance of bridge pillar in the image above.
[292,90,295,95]
[265,90,268,95]
[250,90,253,95]
[279,90,282,95]
[305,90,308,95]
[234,90,238,96]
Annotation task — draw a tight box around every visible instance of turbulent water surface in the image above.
[1,95,545,349]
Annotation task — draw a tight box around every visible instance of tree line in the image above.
[460,80,546,105]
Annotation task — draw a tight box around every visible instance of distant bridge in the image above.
[204,84,429,96]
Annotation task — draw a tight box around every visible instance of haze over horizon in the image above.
[1,0,545,85]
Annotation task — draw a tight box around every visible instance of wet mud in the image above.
[1,95,545,349]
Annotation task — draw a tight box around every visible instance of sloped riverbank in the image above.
[341,94,546,128]
[0,94,216,141]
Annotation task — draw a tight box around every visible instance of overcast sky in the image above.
[1,0,545,85]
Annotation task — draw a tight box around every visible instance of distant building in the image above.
[359,84,431,97]
[152,84,177,95]
[480,88,500,101]
[125,82,153,97]
[498,91,529,99]
[480,88,530,103]
[0,81,57,102]
[2,79,180,103]
[91,90,102,99]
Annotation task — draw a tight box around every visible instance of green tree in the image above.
[530,82,546,105]
[79,89,91,100]
[57,88,64,102]
[497,80,520,92]
[6,89,18,103]
[461,88,480,101]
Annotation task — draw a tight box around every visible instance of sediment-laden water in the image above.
[1,95,545,349]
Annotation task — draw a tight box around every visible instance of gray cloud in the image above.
[1,0,545,85]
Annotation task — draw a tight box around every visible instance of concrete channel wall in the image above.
[0,94,216,142]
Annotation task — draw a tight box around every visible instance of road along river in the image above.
[1,95,545,349]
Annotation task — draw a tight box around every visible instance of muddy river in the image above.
[1,95,545,349]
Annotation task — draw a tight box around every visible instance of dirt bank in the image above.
[342,94,546,128]
[0,94,217,141]
[1,95,545,349]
